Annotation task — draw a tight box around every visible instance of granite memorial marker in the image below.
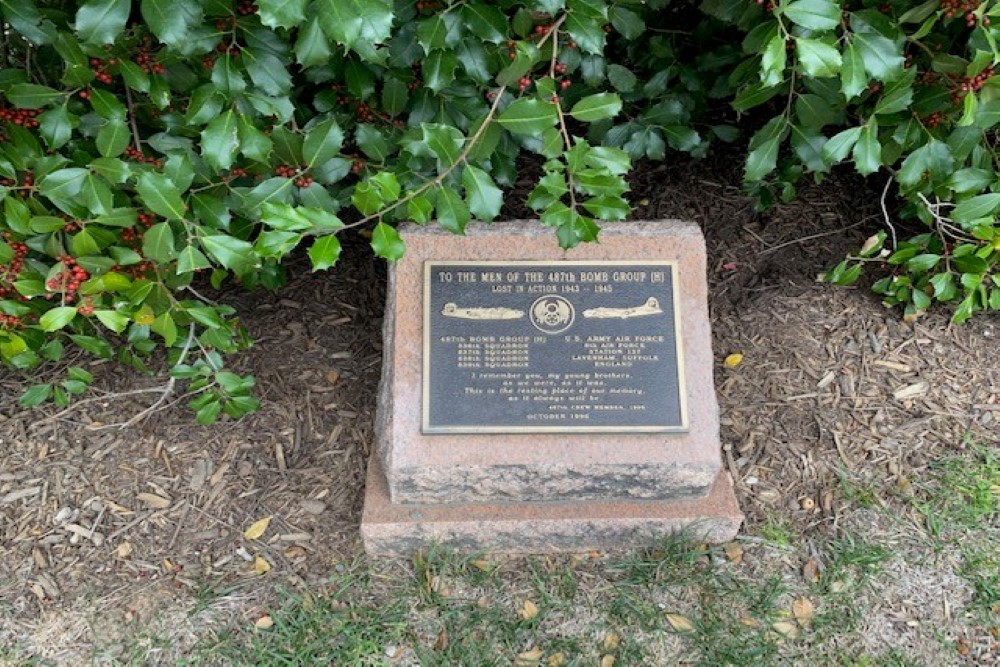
[361,220,742,554]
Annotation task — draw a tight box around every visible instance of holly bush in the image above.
[1,0,999,420]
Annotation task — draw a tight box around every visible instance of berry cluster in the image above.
[124,145,164,168]
[237,0,258,16]
[925,111,944,128]
[350,155,366,175]
[89,58,116,84]
[0,238,29,299]
[0,312,23,329]
[951,66,994,103]
[136,45,166,75]
[941,0,989,26]
[46,256,89,303]
[78,297,95,316]
[275,164,313,186]
[0,170,35,197]
[0,106,40,128]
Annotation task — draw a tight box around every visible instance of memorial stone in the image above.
[361,220,742,554]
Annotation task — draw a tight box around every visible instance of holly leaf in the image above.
[201,110,239,172]
[436,187,470,233]
[498,99,558,135]
[308,235,342,271]
[570,93,623,122]
[462,165,502,220]
[136,172,187,219]
[140,0,202,46]
[370,221,404,260]
[75,0,130,45]
[303,117,344,168]
[258,0,308,29]
[853,119,882,176]
[39,306,78,332]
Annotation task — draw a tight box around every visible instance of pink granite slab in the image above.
[361,454,743,555]
[374,220,724,504]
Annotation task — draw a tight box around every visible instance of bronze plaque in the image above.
[422,261,687,434]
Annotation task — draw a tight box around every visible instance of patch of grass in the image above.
[913,444,1000,538]
[758,515,796,547]
[960,546,1000,619]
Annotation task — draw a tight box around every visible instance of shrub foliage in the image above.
[0,0,998,418]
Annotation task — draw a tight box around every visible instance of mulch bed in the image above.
[2,150,998,660]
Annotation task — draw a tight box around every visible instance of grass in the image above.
[5,443,996,666]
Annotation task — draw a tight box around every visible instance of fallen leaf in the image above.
[828,580,846,594]
[521,599,539,620]
[600,656,615,667]
[254,556,271,575]
[433,629,448,651]
[283,545,307,558]
[136,492,171,509]
[254,615,273,629]
[515,647,544,664]
[472,559,491,572]
[326,369,341,385]
[903,310,921,324]
[859,233,881,255]
[792,597,814,627]
[547,652,566,667]
[116,542,133,559]
[665,613,695,633]
[772,620,799,639]
[244,516,272,541]
[802,558,819,583]
[724,353,744,369]
[739,616,760,628]
[723,542,743,564]
[989,484,1000,496]
[602,631,620,651]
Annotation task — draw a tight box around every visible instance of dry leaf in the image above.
[859,233,881,255]
[546,652,566,667]
[116,541,133,559]
[802,558,819,583]
[326,369,341,385]
[136,492,171,509]
[472,559,491,572]
[254,615,273,629]
[244,516,272,541]
[772,621,799,639]
[515,647,544,664]
[724,353,744,369]
[665,613,695,633]
[433,629,448,651]
[989,484,1000,496]
[283,545,307,559]
[602,631,620,651]
[600,656,616,667]
[739,616,760,628]
[723,542,744,564]
[792,597,814,627]
[254,556,271,575]
[521,599,539,620]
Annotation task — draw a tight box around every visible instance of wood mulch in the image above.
[1,153,998,662]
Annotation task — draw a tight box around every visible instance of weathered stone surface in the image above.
[361,455,742,555]
[374,220,723,504]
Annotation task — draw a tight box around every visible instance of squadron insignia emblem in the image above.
[530,296,575,334]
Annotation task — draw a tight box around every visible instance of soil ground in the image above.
[1,152,998,665]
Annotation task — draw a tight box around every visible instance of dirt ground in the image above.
[1,153,998,664]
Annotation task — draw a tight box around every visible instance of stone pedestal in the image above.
[361,220,742,555]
